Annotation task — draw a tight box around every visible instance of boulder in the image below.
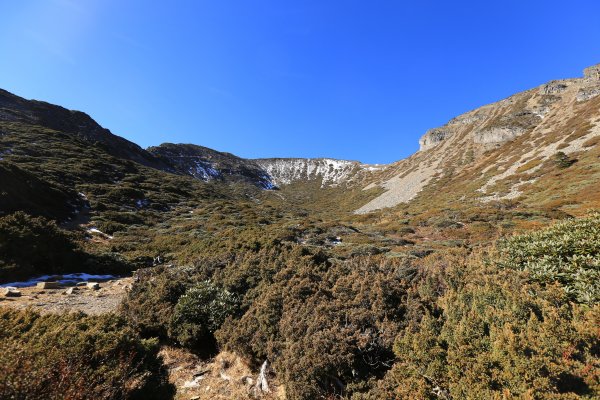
[3,287,21,297]
[64,287,78,295]
[86,282,100,290]
[36,281,60,289]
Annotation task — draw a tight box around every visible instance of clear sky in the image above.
[1,1,599,164]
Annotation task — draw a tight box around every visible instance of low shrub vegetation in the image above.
[497,212,600,304]
[0,309,174,400]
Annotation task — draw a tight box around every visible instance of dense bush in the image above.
[0,212,135,282]
[120,266,192,339]
[497,212,600,304]
[0,309,174,400]
[385,258,599,399]
[170,281,238,351]
[360,216,600,399]
[217,255,410,399]
[0,162,77,220]
[0,212,79,281]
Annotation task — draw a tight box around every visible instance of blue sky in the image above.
[1,1,599,164]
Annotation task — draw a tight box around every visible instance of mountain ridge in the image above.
[1,63,599,216]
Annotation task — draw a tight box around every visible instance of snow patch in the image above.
[189,161,220,181]
[135,198,150,208]
[87,227,113,239]
[1,273,117,288]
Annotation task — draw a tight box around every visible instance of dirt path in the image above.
[0,277,133,315]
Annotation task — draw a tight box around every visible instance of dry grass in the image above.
[160,347,284,400]
[582,135,600,148]
[515,158,543,173]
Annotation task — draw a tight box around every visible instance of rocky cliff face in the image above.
[584,64,600,81]
[416,66,599,153]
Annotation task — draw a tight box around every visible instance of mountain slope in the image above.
[0,89,169,170]
[356,63,600,213]
[149,143,275,189]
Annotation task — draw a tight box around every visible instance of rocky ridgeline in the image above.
[1,63,598,214]
[0,89,169,170]
[417,64,600,151]
[150,143,380,189]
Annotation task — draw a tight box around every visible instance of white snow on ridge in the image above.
[255,158,367,187]
[359,164,385,172]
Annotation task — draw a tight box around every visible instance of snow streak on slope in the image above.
[254,158,379,187]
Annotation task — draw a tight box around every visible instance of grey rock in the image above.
[3,288,21,297]
[584,64,600,81]
[419,128,453,151]
[576,87,600,102]
[542,81,568,94]
[473,126,526,144]
[36,281,60,289]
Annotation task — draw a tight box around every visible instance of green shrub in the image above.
[553,151,576,169]
[169,281,238,351]
[387,258,599,399]
[120,266,191,339]
[0,212,78,281]
[497,212,600,304]
[361,216,600,399]
[96,220,128,235]
[217,255,408,400]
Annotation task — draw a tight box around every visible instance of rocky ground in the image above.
[160,348,283,400]
[0,277,133,315]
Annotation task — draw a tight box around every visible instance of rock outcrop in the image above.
[584,64,600,81]
[419,128,452,151]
